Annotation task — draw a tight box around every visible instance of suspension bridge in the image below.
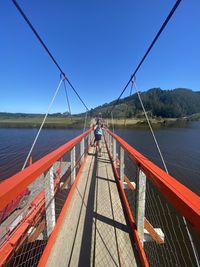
[0,127,199,266]
[0,0,200,266]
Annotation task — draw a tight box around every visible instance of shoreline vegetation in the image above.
[0,115,198,129]
[1,88,200,129]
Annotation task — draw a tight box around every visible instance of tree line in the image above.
[89,88,200,118]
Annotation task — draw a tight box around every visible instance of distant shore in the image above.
[0,116,195,129]
[0,117,85,129]
[106,117,194,128]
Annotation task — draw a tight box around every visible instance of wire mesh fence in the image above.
[0,131,92,266]
[106,130,200,267]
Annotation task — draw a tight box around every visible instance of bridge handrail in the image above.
[106,129,200,233]
[0,128,92,211]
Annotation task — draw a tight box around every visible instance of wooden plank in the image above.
[94,145,120,266]
[69,148,96,267]
[144,218,164,244]
[45,147,95,267]
[45,142,137,266]
[105,149,137,266]
[124,175,136,190]
[28,220,46,243]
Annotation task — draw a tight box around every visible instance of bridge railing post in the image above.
[44,165,56,237]
[104,131,108,146]
[109,133,111,150]
[71,146,76,185]
[109,133,111,151]
[136,167,146,245]
[80,138,84,164]
[107,132,110,149]
[108,134,110,150]
[88,132,91,147]
[120,146,124,183]
[112,137,116,165]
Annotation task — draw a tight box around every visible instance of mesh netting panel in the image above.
[0,135,90,267]
[122,153,199,267]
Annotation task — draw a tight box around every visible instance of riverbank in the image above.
[0,117,85,128]
[0,116,193,129]
[106,117,192,128]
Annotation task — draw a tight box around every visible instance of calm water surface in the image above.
[116,122,200,195]
[0,128,82,181]
[0,123,199,265]
[0,123,199,194]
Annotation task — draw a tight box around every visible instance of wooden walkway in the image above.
[46,141,138,267]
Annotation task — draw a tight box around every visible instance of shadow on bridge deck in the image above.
[46,141,139,267]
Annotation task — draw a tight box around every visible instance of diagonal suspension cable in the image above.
[22,77,64,170]
[133,79,168,172]
[111,0,182,112]
[12,0,89,111]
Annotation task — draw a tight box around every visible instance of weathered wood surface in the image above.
[46,142,137,267]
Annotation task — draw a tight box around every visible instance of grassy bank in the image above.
[105,117,180,128]
[0,116,86,128]
[0,116,194,129]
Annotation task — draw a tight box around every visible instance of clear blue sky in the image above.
[0,0,200,114]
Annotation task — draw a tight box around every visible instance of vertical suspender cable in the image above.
[83,110,88,132]
[63,78,72,116]
[111,112,115,133]
[123,81,134,127]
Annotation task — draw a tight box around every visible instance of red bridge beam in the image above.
[0,129,92,211]
[107,129,200,234]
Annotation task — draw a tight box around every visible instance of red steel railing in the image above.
[0,129,92,211]
[0,128,92,266]
[106,129,200,234]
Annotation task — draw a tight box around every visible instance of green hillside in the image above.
[89,88,200,118]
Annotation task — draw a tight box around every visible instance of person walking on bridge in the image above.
[93,121,103,156]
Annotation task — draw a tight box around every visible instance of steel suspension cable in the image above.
[133,79,168,173]
[63,79,72,116]
[22,77,64,170]
[83,110,88,132]
[111,112,115,133]
[12,0,89,111]
[123,81,134,127]
[111,0,182,112]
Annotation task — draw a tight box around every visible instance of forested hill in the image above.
[89,88,200,118]
[1,88,200,120]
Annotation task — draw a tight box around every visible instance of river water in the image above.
[0,123,199,265]
[1,123,200,193]
[0,128,83,181]
[115,121,200,196]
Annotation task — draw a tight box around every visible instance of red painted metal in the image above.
[0,188,30,223]
[0,154,33,223]
[0,129,92,211]
[105,137,149,267]
[0,192,45,264]
[107,129,200,234]
[0,148,84,265]
[28,156,33,166]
